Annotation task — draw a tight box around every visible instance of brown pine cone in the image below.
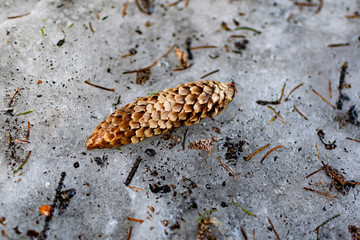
[86,80,236,150]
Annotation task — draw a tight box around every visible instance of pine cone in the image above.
[86,80,236,150]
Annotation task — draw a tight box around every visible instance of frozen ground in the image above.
[1,0,360,239]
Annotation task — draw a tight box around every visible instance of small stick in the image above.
[306,165,325,178]
[124,157,142,186]
[328,80,332,99]
[279,83,286,103]
[8,13,30,19]
[253,230,256,240]
[345,13,360,19]
[312,89,336,109]
[8,132,11,145]
[295,2,318,7]
[172,63,193,72]
[8,88,19,107]
[224,44,229,52]
[346,137,360,143]
[321,161,346,185]
[185,0,190,7]
[84,80,115,91]
[285,83,303,101]
[190,46,217,50]
[293,105,309,120]
[217,157,238,179]
[260,145,284,163]
[167,0,184,8]
[126,226,133,240]
[89,22,95,33]
[315,0,323,14]
[182,128,188,151]
[328,43,350,48]
[126,217,144,223]
[268,218,281,240]
[226,35,246,42]
[267,106,286,124]
[316,228,320,240]
[146,45,175,69]
[240,226,248,240]
[26,121,30,140]
[122,1,129,18]
[303,187,338,198]
[245,144,270,161]
[14,139,30,143]
[127,186,143,191]
[200,69,219,79]
[13,151,32,174]
[315,142,320,159]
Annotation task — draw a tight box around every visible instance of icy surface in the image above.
[1,0,360,239]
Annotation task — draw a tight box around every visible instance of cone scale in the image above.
[86,80,236,150]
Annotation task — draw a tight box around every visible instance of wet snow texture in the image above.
[1,0,360,239]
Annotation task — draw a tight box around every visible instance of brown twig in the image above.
[240,226,248,240]
[89,22,95,33]
[345,13,360,19]
[346,137,360,143]
[126,226,133,240]
[127,217,144,223]
[285,83,303,101]
[293,105,308,120]
[185,0,190,7]
[306,165,324,178]
[245,144,270,161]
[216,157,238,179]
[295,2,318,7]
[328,43,350,48]
[315,142,320,159]
[122,1,129,18]
[200,69,220,79]
[8,13,30,19]
[268,218,281,240]
[267,106,286,124]
[312,89,336,110]
[124,157,142,186]
[190,46,217,50]
[328,80,332,99]
[303,187,338,198]
[261,145,284,163]
[8,132,11,145]
[8,88,19,107]
[26,121,30,140]
[172,63,193,72]
[167,0,184,8]
[182,128,188,151]
[253,230,256,240]
[227,35,246,42]
[127,186,143,191]
[315,0,323,14]
[14,139,30,143]
[147,45,176,69]
[279,83,286,102]
[84,80,115,91]
[124,46,175,75]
